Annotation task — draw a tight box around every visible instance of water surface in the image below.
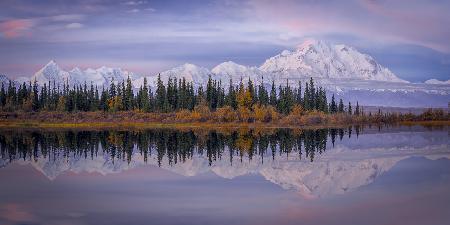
[0,125,449,225]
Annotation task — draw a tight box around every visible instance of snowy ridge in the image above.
[158,63,213,87]
[425,79,450,85]
[31,60,141,87]
[212,61,266,85]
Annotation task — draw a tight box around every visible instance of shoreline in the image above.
[0,115,448,130]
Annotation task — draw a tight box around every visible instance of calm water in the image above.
[0,125,449,225]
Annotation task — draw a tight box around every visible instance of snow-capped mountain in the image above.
[212,61,266,85]
[31,60,141,87]
[2,39,449,107]
[32,60,70,85]
[159,63,213,87]
[260,39,407,83]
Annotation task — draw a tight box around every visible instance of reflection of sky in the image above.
[0,156,449,225]
[0,0,449,82]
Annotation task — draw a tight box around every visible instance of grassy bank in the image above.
[0,110,448,130]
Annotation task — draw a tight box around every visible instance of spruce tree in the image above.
[125,76,133,110]
[0,83,5,107]
[308,77,315,110]
[141,77,150,112]
[155,74,167,112]
[303,83,310,110]
[355,101,360,116]
[31,80,39,111]
[226,79,237,109]
[109,79,116,97]
[330,94,337,113]
[338,99,344,113]
[269,80,277,107]
[296,81,302,106]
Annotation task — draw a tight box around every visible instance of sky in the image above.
[0,0,449,82]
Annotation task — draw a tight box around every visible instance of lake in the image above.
[0,125,449,225]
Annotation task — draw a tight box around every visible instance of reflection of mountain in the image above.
[3,142,448,198]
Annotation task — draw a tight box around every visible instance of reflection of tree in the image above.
[0,127,352,166]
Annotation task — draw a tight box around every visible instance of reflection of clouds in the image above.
[0,203,35,223]
[0,203,88,225]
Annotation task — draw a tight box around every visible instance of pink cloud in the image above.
[0,19,33,38]
[247,0,450,53]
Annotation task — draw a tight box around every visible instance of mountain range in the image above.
[1,40,449,107]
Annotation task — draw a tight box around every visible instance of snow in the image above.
[424,79,450,85]
[29,60,142,88]
[211,61,266,85]
[260,40,407,83]
[158,63,213,87]
[0,74,10,86]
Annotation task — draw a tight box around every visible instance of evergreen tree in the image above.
[109,79,116,97]
[355,101,360,116]
[258,77,269,105]
[247,78,255,106]
[348,102,352,115]
[225,79,237,109]
[296,81,302,106]
[269,80,277,106]
[303,82,310,110]
[308,77,315,110]
[338,98,344,113]
[0,83,6,107]
[100,88,109,111]
[141,77,150,112]
[330,94,337,113]
[31,80,39,111]
[125,76,133,110]
[155,74,167,112]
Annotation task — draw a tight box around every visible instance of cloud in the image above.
[0,19,33,38]
[126,9,140,13]
[246,0,450,53]
[51,14,85,22]
[66,23,84,29]
[144,7,156,12]
[123,1,148,6]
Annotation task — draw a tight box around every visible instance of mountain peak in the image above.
[45,60,58,67]
[260,40,407,83]
[70,67,82,73]
[296,38,319,49]
[212,61,247,72]
[181,63,199,68]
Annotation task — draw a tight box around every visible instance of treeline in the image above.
[0,76,363,116]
